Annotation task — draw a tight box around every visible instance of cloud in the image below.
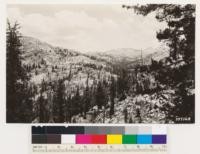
[7,5,167,53]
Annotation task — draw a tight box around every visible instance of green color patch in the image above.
[122,135,137,144]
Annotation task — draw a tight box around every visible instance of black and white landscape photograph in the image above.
[6,4,195,123]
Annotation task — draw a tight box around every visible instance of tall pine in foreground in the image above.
[7,21,32,122]
[123,4,195,123]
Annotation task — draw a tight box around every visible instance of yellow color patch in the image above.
[107,135,122,144]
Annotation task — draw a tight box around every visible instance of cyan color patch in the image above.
[137,135,152,144]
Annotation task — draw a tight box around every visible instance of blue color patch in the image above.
[137,135,152,144]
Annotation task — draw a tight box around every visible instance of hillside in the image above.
[21,36,168,87]
[21,36,113,88]
[18,36,192,124]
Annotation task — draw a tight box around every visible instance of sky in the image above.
[7,4,167,53]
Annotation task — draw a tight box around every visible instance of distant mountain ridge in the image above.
[21,36,168,65]
[87,46,169,65]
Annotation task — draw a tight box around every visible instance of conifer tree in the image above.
[83,86,90,118]
[6,21,31,122]
[65,95,72,122]
[95,81,106,109]
[109,76,116,117]
[54,79,66,122]
[38,91,45,123]
[72,87,82,115]
[117,69,129,100]
[83,74,91,118]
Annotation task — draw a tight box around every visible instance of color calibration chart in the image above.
[32,126,167,154]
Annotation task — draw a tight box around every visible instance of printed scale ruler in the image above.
[32,144,167,153]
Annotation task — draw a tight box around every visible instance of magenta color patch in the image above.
[76,135,92,144]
